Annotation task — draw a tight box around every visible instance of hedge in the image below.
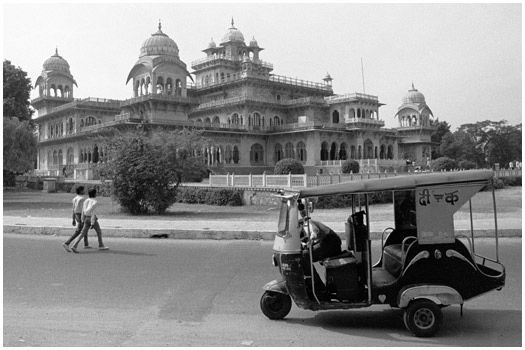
[176,187,243,206]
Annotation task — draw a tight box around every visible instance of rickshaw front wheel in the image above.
[403,299,443,337]
[260,291,292,320]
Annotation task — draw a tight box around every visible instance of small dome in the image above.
[402,83,426,104]
[220,18,245,44]
[249,36,258,47]
[140,22,179,58]
[43,48,71,73]
[208,37,216,48]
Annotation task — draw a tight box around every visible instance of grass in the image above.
[3,187,521,223]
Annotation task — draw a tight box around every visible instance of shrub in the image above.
[458,160,477,170]
[177,187,243,206]
[274,158,305,175]
[431,157,457,171]
[341,159,360,174]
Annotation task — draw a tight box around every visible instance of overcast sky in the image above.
[3,2,522,130]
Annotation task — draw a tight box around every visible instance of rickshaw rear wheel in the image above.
[260,291,292,320]
[403,299,443,337]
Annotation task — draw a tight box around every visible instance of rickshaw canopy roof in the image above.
[297,170,494,198]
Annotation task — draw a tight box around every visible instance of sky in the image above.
[2,2,522,130]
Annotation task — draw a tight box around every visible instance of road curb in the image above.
[3,225,521,241]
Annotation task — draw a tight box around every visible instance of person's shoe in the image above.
[98,246,109,251]
[71,246,79,253]
[62,243,71,252]
[84,245,92,249]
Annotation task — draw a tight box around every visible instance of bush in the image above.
[274,158,305,175]
[315,190,393,209]
[431,157,457,171]
[177,187,243,206]
[458,160,477,170]
[341,159,360,174]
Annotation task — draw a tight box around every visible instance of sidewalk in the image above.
[3,215,521,241]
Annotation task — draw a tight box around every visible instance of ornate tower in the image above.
[32,48,78,116]
[122,21,196,122]
[395,83,437,167]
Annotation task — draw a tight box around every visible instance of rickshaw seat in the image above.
[382,236,417,278]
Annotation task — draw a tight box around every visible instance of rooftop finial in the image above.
[411,81,415,90]
[158,19,162,31]
[55,47,58,55]
[231,17,235,27]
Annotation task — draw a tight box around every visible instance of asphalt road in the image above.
[3,234,522,347]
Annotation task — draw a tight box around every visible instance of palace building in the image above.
[31,20,436,180]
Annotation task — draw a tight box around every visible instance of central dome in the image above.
[402,83,426,104]
[140,22,179,58]
[220,18,245,44]
[43,49,70,73]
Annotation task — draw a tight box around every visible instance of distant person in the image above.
[62,166,67,177]
[70,188,109,253]
[509,161,514,170]
[62,186,90,252]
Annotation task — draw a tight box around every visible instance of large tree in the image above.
[96,126,209,214]
[430,119,451,159]
[485,122,522,167]
[3,60,34,123]
[3,117,37,174]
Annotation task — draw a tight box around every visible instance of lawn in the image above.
[3,187,521,224]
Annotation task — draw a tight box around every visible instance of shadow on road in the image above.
[283,307,521,346]
[77,250,156,257]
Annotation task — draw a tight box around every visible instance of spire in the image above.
[231,17,235,28]
[55,47,58,56]
[411,81,415,90]
[158,19,162,32]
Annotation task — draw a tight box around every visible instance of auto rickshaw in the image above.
[260,170,505,337]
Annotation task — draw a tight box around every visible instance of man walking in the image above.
[70,188,109,253]
[62,186,90,252]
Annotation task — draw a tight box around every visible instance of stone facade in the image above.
[31,20,436,180]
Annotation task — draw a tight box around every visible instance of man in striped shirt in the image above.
[62,186,90,252]
[70,188,109,253]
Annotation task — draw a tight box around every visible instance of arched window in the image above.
[204,117,211,123]
[297,142,307,163]
[320,142,329,161]
[274,143,282,163]
[250,143,264,165]
[233,146,240,164]
[231,113,240,125]
[213,116,220,124]
[273,116,281,126]
[156,76,164,94]
[330,142,337,160]
[67,147,74,164]
[332,110,340,124]
[166,77,173,95]
[196,119,202,124]
[364,139,373,159]
[253,112,261,127]
[350,145,356,159]
[53,150,58,166]
[339,143,347,160]
[58,149,63,165]
[225,145,232,164]
[93,146,99,163]
[86,116,97,126]
[380,145,386,159]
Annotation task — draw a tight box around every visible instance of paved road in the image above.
[3,234,521,347]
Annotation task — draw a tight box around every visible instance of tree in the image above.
[341,159,360,174]
[274,158,305,175]
[96,127,209,214]
[3,117,37,177]
[485,122,522,167]
[430,119,451,159]
[3,60,34,123]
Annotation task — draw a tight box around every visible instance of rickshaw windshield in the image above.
[277,198,290,237]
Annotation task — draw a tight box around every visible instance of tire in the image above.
[260,291,292,320]
[403,299,443,337]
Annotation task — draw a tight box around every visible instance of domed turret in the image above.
[220,18,245,44]
[208,37,216,48]
[43,48,71,73]
[140,21,179,58]
[249,36,258,47]
[402,83,426,104]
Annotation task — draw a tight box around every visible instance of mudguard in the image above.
[263,279,289,295]
[398,285,463,308]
